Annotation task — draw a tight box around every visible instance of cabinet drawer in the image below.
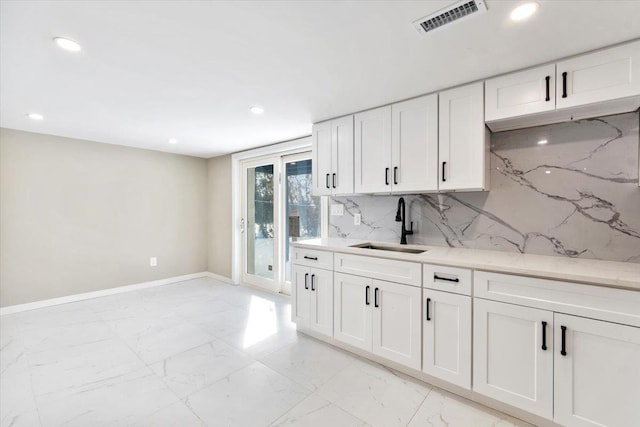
[423,264,472,295]
[475,271,640,327]
[334,253,421,286]
[291,248,333,270]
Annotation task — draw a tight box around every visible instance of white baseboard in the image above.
[205,272,236,285]
[0,271,210,316]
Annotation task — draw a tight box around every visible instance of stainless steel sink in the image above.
[350,243,426,254]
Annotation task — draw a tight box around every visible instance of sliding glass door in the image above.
[241,151,322,294]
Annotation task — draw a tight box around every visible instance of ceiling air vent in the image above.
[413,0,488,35]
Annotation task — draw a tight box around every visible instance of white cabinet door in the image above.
[308,267,334,337]
[312,121,332,196]
[391,94,439,193]
[334,272,372,351]
[557,40,640,110]
[473,299,553,419]
[331,115,354,195]
[554,314,640,427]
[291,265,310,327]
[439,82,488,191]
[354,106,392,194]
[485,64,556,121]
[423,289,471,389]
[372,280,422,370]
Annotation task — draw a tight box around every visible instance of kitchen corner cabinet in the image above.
[291,264,333,337]
[553,313,640,427]
[422,289,471,389]
[334,272,422,370]
[354,94,438,194]
[438,82,489,192]
[312,115,354,196]
[473,298,554,419]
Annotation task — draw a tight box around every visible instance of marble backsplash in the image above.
[329,112,640,263]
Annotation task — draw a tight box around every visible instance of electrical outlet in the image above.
[354,213,361,225]
[150,257,157,267]
[331,204,344,216]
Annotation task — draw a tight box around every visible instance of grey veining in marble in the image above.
[330,112,640,263]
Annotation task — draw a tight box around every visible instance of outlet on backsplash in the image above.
[354,213,361,225]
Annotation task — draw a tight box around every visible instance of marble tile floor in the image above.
[0,277,533,427]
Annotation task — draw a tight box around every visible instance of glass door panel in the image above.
[284,157,321,283]
[246,164,275,280]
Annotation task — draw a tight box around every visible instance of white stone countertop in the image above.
[291,238,640,291]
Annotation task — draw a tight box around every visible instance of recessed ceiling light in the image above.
[53,37,82,52]
[249,105,265,115]
[537,139,548,145]
[510,2,539,21]
[27,113,44,120]
[545,170,551,174]
[168,138,178,144]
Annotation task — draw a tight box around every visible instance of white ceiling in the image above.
[2,1,640,158]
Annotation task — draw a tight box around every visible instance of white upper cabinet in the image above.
[312,121,333,196]
[486,40,640,131]
[312,116,354,196]
[354,94,438,194]
[391,94,439,193]
[438,82,489,192]
[331,115,355,195]
[354,106,392,194]
[485,64,556,122]
[554,313,640,427]
[557,40,640,110]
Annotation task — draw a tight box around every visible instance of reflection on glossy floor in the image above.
[0,278,533,427]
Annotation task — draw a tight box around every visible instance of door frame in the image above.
[240,156,282,292]
[231,136,327,293]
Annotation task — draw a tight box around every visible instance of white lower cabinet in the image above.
[554,313,640,427]
[422,289,471,389]
[372,279,422,370]
[291,264,333,337]
[333,272,372,351]
[473,298,554,419]
[334,272,421,370]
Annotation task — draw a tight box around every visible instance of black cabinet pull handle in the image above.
[325,174,330,189]
[385,168,389,186]
[304,273,309,290]
[426,298,431,321]
[374,287,379,308]
[545,76,550,102]
[393,167,398,185]
[433,274,459,283]
[562,72,568,98]
[303,255,318,261]
[561,325,567,356]
[311,274,315,291]
[442,162,447,182]
[541,321,548,351]
[365,285,370,305]
[332,173,336,188]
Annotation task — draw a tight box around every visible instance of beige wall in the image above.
[206,154,233,279]
[0,128,208,306]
